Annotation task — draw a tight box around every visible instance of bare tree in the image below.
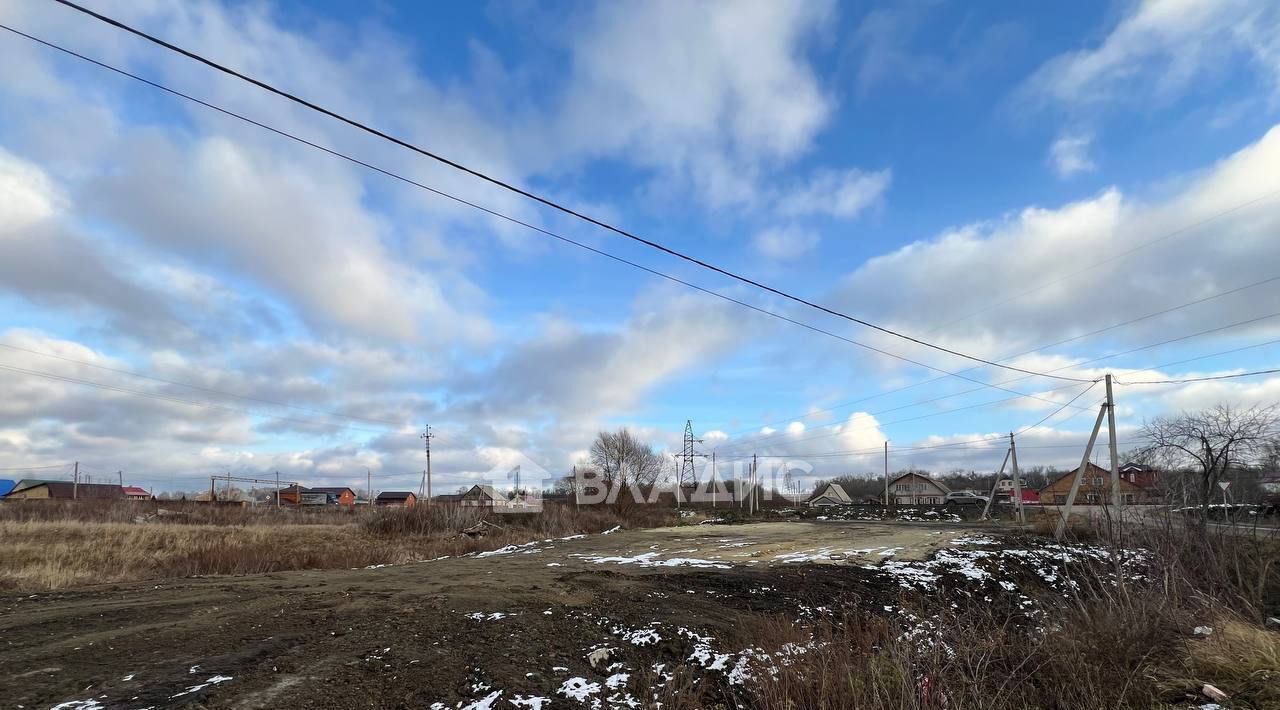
[589,428,663,489]
[1139,404,1279,514]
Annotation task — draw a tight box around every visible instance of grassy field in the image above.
[0,501,677,591]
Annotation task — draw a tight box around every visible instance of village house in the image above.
[806,481,853,507]
[3,480,123,500]
[1039,462,1155,505]
[121,486,151,500]
[375,491,417,507]
[459,484,509,508]
[307,487,357,506]
[273,484,308,506]
[1119,461,1161,488]
[888,472,950,505]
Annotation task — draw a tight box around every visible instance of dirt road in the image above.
[0,521,986,709]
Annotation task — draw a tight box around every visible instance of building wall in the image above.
[890,474,946,505]
[1041,465,1150,504]
[5,485,51,500]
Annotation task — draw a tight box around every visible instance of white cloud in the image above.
[753,226,821,260]
[775,168,891,218]
[1048,134,1096,177]
[1022,0,1280,109]
[558,0,837,208]
[831,124,1280,362]
[0,148,62,231]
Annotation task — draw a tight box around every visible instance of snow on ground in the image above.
[171,675,233,698]
[558,677,602,701]
[466,611,515,621]
[571,552,731,569]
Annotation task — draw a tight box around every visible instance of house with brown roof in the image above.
[1040,462,1155,505]
[375,491,417,507]
[4,480,123,500]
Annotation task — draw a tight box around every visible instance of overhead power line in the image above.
[1115,368,1280,385]
[712,273,1280,439]
[716,311,1277,452]
[0,24,1096,413]
[41,1,1094,385]
[717,380,1095,456]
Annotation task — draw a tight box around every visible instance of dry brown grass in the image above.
[0,501,677,591]
[729,517,1280,710]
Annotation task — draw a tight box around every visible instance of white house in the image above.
[888,472,950,505]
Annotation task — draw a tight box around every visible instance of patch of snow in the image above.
[557,677,601,702]
[621,627,661,646]
[601,525,622,535]
[605,672,630,689]
[510,696,549,709]
[171,675,233,698]
[460,690,502,710]
[573,552,730,569]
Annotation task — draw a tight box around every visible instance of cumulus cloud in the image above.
[557,0,837,208]
[830,124,1280,363]
[464,292,746,422]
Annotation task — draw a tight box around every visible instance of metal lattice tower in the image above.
[677,420,705,493]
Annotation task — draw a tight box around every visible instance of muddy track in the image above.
[0,521,985,708]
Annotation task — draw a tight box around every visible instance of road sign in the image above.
[1217,481,1231,491]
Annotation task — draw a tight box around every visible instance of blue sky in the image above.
[1,0,1279,494]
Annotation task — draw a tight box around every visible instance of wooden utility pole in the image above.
[1010,432,1024,524]
[275,470,281,508]
[1055,403,1109,540]
[367,469,372,505]
[1105,374,1121,510]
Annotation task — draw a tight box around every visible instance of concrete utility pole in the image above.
[367,469,372,505]
[420,425,434,503]
[275,470,281,508]
[73,461,79,500]
[1105,374,1121,510]
[1010,432,1024,524]
[1056,402,1109,540]
[981,447,1011,521]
